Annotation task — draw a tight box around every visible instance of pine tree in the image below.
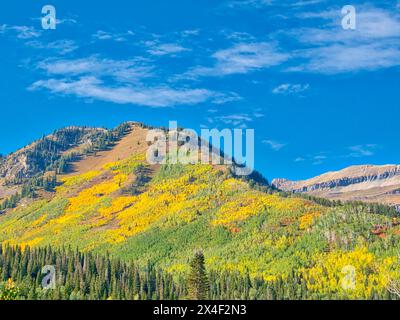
[187,250,209,300]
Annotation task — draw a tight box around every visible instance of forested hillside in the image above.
[1,123,400,300]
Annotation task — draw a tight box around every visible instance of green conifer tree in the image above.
[187,250,209,300]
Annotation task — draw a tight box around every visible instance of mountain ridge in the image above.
[272,164,400,209]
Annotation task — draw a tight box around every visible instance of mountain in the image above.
[0,123,132,207]
[0,124,131,182]
[272,165,400,210]
[1,122,400,299]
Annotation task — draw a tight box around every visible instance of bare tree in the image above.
[387,278,400,298]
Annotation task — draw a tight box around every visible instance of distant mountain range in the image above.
[272,165,400,210]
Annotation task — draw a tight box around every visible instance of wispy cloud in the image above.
[298,7,400,42]
[92,30,134,42]
[347,144,378,157]
[295,144,378,166]
[0,24,41,39]
[227,0,324,9]
[211,92,242,104]
[226,0,273,9]
[263,139,287,151]
[30,76,221,107]
[181,29,200,37]
[31,56,237,107]
[26,40,78,55]
[207,112,262,128]
[290,6,400,73]
[290,0,325,7]
[291,43,400,74]
[145,42,190,56]
[312,155,327,165]
[186,42,289,78]
[56,18,78,25]
[37,56,154,83]
[272,83,309,95]
[208,114,250,128]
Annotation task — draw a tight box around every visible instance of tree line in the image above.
[1,244,398,300]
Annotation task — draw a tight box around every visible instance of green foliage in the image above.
[187,251,209,300]
[123,165,151,195]
[152,163,186,182]
[0,279,19,300]
[0,244,358,300]
[0,244,183,300]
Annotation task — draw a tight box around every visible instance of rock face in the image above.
[272,165,400,207]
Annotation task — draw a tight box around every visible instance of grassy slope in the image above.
[0,125,400,299]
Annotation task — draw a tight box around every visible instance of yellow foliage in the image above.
[56,171,101,193]
[65,173,127,213]
[31,214,47,227]
[20,237,44,249]
[102,153,146,174]
[302,247,397,299]
[212,192,318,228]
[299,211,321,230]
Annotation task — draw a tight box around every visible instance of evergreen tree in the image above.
[187,251,209,300]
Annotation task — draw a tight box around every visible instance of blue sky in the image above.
[1,0,399,181]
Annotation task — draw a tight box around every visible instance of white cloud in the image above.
[56,18,77,25]
[209,114,252,127]
[92,30,133,42]
[147,43,190,56]
[272,83,309,95]
[226,0,273,9]
[220,114,252,122]
[301,7,400,42]
[292,43,400,74]
[309,154,328,165]
[93,30,113,40]
[187,42,289,77]
[262,139,287,151]
[211,92,242,104]
[29,76,220,108]
[26,40,78,55]
[347,144,377,157]
[31,56,237,108]
[253,112,264,118]
[37,56,154,83]
[227,0,324,9]
[0,24,41,39]
[291,7,400,73]
[221,31,256,42]
[181,29,200,37]
[208,112,262,128]
[290,0,325,7]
